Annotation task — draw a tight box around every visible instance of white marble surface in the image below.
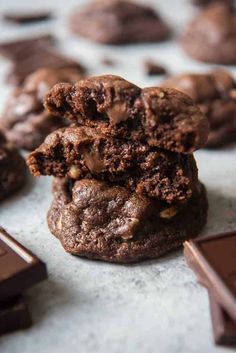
[0,1,236,352]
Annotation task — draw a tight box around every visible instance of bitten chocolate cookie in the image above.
[27,126,198,203]
[45,75,209,153]
[47,177,208,263]
[181,3,236,64]
[1,67,83,150]
[0,132,26,201]
[70,0,170,44]
[162,69,236,148]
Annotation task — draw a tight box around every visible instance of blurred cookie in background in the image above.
[70,0,170,44]
[162,69,236,148]
[0,35,85,86]
[0,132,26,201]
[181,2,236,64]
[192,0,234,7]
[0,67,84,150]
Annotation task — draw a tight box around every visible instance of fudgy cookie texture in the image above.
[1,67,83,150]
[181,3,236,64]
[0,132,26,201]
[45,75,209,153]
[162,69,236,148]
[28,74,208,263]
[47,177,208,263]
[27,126,198,203]
[70,0,170,44]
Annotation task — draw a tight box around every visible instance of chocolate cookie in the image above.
[1,67,84,150]
[27,126,198,203]
[45,75,209,153]
[181,3,236,64]
[47,177,208,263]
[70,0,170,44]
[192,0,233,7]
[162,69,236,148]
[0,132,26,201]
[0,35,85,86]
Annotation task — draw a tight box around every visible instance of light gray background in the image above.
[0,1,236,352]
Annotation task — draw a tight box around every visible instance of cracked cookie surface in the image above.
[47,177,208,263]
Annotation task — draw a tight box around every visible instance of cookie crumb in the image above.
[101,57,116,66]
[144,60,168,76]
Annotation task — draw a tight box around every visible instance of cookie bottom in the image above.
[47,177,208,263]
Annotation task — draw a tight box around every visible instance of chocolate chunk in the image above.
[184,231,236,322]
[162,69,236,148]
[181,3,236,64]
[0,132,26,201]
[209,291,236,346]
[1,67,84,150]
[0,227,47,303]
[27,126,198,203]
[3,11,53,24]
[0,297,31,335]
[144,60,168,76]
[0,35,85,86]
[45,75,209,153]
[47,177,208,263]
[70,0,170,44]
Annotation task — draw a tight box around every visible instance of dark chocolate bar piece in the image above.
[184,231,236,321]
[3,11,52,24]
[208,291,236,346]
[0,297,31,335]
[0,227,47,303]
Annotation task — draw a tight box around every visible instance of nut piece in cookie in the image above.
[162,69,236,148]
[47,177,208,263]
[45,75,209,153]
[27,126,198,203]
[181,3,236,64]
[70,0,170,44]
[0,132,26,201]
[1,67,84,150]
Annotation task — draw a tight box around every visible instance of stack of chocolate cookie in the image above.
[27,75,209,263]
